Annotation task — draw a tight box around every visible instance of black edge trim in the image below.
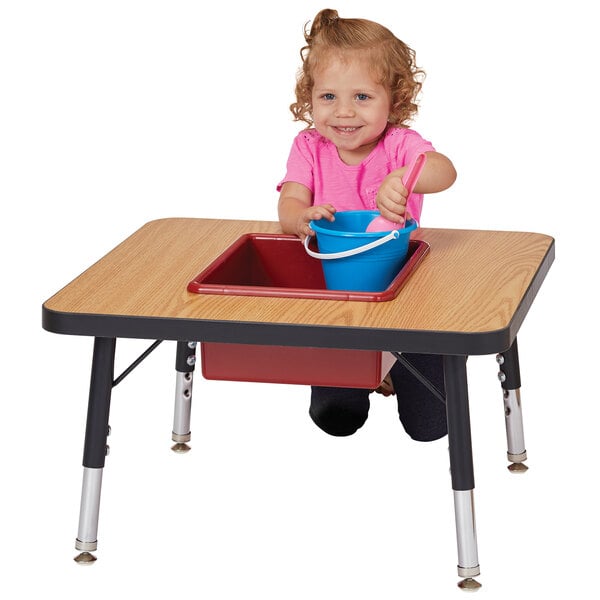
[43,306,510,355]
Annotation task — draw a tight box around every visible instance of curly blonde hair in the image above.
[291,8,425,128]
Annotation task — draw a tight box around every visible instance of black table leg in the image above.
[171,341,196,453]
[74,337,116,564]
[496,338,528,472]
[444,354,482,590]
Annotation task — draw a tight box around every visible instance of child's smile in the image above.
[333,126,361,134]
[311,56,391,165]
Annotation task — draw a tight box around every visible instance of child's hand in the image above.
[296,204,336,240]
[376,172,410,224]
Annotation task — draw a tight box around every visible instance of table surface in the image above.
[42,218,555,356]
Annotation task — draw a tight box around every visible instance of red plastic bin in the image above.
[201,343,397,388]
[187,234,429,302]
[189,233,428,387]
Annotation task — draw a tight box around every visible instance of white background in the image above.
[1,1,598,598]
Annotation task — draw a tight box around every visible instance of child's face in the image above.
[311,55,391,164]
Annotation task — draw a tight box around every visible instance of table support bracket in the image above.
[112,340,163,387]
[391,352,446,404]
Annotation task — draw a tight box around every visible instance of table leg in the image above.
[74,337,116,564]
[171,341,196,453]
[444,354,482,590]
[496,339,528,473]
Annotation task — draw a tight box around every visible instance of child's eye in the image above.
[356,93,370,101]
[322,93,336,101]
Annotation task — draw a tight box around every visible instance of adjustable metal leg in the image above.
[444,355,482,590]
[496,339,528,473]
[74,337,116,564]
[171,341,196,453]
[74,468,103,563]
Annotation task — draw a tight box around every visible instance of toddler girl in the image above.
[277,8,456,439]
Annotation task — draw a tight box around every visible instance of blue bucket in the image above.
[304,210,417,292]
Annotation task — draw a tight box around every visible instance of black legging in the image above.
[309,353,447,441]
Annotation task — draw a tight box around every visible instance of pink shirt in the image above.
[277,126,435,222]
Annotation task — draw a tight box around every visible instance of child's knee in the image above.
[309,387,370,436]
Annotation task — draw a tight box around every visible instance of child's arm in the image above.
[376,151,457,224]
[278,182,336,240]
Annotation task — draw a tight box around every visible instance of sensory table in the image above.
[42,217,555,590]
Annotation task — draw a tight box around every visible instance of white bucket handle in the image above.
[304,229,400,260]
